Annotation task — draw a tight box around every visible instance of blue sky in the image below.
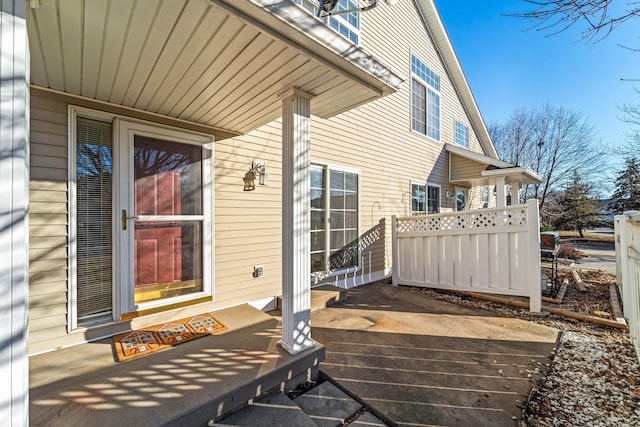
[434,1,640,171]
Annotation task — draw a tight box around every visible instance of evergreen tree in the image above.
[554,171,603,237]
[610,157,640,213]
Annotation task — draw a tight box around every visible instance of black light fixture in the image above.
[316,0,388,17]
[318,0,339,16]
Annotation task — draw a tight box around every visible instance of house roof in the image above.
[27,0,404,135]
[446,143,543,186]
[413,0,499,160]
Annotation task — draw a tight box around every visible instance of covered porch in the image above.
[29,303,325,427]
[2,0,403,422]
[446,143,542,207]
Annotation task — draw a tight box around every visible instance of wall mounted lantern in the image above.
[316,0,397,17]
[243,160,268,191]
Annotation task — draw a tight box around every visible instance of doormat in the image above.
[113,313,228,362]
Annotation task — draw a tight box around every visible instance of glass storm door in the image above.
[132,135,203,304]
[118,121,211,315]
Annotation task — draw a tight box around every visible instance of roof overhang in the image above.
[27,0,404,135]
[446,143,542,187]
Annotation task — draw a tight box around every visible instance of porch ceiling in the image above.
[27,0,404,135]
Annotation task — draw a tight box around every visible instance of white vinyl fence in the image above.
[615,211,640,362]
[392,199,541,312]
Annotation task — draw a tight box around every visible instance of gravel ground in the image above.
[413,270,640,427]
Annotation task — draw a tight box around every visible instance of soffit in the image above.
[447,143,542,186]
[27,0,404,135]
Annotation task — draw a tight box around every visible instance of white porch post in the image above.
[0,0,30,424]
[509,183,519,205]
[495,177,507,208]
[279,88,315,354]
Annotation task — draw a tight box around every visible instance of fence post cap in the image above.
[623,210,640,221]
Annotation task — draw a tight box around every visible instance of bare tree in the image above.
[618,88,640,157]
[490,103,606,225]
[513,0,640,48]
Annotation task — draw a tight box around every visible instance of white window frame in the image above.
[411,53,441,141]
[116,119,214,318]
[68,107,215,330]
[410,181,427,215]
[481,185,490,208]
[455,187,467,212]
[68,106,116,331]
[455,120,469,147]
[427,183,441,214]
[310,162,361,279]
[293,0,360,44]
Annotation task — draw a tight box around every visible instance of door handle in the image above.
[121,210,139,230]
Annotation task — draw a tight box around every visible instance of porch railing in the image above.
[392,199,541,312]
[615,211,640,362]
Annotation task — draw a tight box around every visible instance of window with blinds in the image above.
[75,117,113,321]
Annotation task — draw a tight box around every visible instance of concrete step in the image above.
[277,285,348,312]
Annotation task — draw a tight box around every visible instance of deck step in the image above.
[212,391,317,427]
[213,380,386,427]
[293,380,363,427]
[277,285,348,312]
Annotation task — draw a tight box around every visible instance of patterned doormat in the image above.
[113,313,228,362]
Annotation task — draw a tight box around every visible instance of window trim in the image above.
[68,106,215,331]
[454,120,470,148]
[410,53,441,142]
[68,106,116,331]
[410,180,427,215]
[455,187,468,212]
[293,0,360,44]
[310,161,361,280]
[427,183,441,214]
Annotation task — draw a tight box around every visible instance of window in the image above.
[411,55,440,140]
[481,186,490,208]
[74,116,114,323]
[294,0,360,44]
[455,188,467,211]
[310,165,360,275]
[455,121,469,147]
[411,182,426,215]
[427,184,440,214]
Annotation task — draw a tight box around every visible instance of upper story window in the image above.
[294,0,360,44]
[455,120,469,147]
[411,54,440,141]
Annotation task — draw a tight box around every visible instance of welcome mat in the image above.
[113,313,228,362]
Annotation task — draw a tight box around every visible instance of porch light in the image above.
[316,0,384,17]
[243,161,269,191]
[243,169,256,191]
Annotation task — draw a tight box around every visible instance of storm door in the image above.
[118,121,213,316]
